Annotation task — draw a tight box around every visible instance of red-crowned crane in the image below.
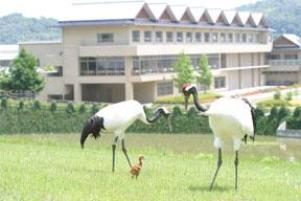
[182,84,256,190]
[80,100,171,172]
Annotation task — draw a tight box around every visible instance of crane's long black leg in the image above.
[121,139,132,168]
[210,148,222,190]
[234,151,239,190]
[112,136,118,173]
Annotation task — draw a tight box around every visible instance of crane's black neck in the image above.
[191,90,207,112]
[145,107,169,123]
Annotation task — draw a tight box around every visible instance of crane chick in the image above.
[130,155,145,179]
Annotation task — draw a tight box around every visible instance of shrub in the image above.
[1,98,8,110]
[257,99,290,107]
[18,101,24,111]
[79,104,86,113]
[91,104,99,114]
[285,92,293,101]
[273,90,281,100]
[65,103,75,114]
[49,102,57,112]
[32,100,41,111]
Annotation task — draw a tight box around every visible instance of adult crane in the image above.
[182,84,256,190]
[80,100,171,172]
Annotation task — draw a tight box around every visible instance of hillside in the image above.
[238,0,301,36]
[0,13,61,44]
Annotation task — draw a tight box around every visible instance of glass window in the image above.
[208,54,219,69]
[214,77,226,89]
[220,33,226,43]
[132,31,140,42]
[212,33,218,42]
[204,32,210,42]
[155,31,163,43]
[228,33,233,43]
[97,33,114,43]
[157,81,174,96]
[186,32,193,42]
[242,33,247,43]
[195,33,202,42]
[248,34,254,43]
[144,31,152,42]
[255,33,260,43]
[235,33,240,43]
[166,32,173,42]
[177,32,183,42]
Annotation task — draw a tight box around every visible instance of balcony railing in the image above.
[80,69,125,76]
[269,60,301,66]
[81,40,129,46]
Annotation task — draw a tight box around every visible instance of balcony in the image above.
[267,60,301,72]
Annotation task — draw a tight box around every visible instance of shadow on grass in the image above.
[189,185,232,192]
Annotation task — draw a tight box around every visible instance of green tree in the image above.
[197,55,212,93]
[0,48,45,92]
[172,53,195,89]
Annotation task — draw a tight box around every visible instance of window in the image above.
[208,54,220,69]
[235,33,240,43]
[255,33,260,43]
[242,33,247,43]
[212,33,218,42]
[248,34,254,43]
[166,32,173,42]
[157,82,173,96]
[144,31,152,42]
[284,54,298,60]
[220,33,226,43]
[195,32,202,42]
[47,66,63,77]
[48,95,63,101]
[155,31,163,42]
[214,77,226,89]
[204,32,210,42]
[186,32,193,42]
[132,31,140,42]
[228,33,233,43]
[80,57,125,76]
[0,60,10,67]
[97,33,114,43]
[177,32,183,42]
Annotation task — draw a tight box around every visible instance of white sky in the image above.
[0,0,259,19]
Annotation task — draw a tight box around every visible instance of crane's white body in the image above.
[95,100,149,139]
[203,97,254,151]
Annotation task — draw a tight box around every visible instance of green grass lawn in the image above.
[0,134,300,201]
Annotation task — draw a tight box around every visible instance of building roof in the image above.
[58,1,268,29]
[0,45,19,61]
[281,34,301,47]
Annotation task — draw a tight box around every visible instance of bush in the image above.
[49,102,57,112]
[285,92,293,101]
[257,99,290,107]
[65,103,75,114]
[273,90,281,100]
[18,101,24,111]
[79,104,86,113]
[32,100,41,111]
[1,98,8,110]
[91,104,99,114]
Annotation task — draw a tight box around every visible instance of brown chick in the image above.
[130,155,144,179]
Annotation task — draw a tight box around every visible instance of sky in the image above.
[0,0,259,19]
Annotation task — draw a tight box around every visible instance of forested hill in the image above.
[1,0,301,44]
[238,0,301,36]
[0,13,61,44]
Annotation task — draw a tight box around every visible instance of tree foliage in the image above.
[0,48,45,92]
[197,55,212,93]
[0,13,60,44]
[172,53,195,89]
[238,0,301,37]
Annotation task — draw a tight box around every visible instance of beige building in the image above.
[21,2,272,103]
[265,34,301,85]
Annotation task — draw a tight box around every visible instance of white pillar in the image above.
[74,83,82,103]
[125,57,134,100]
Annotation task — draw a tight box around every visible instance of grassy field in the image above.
[0,134,300,201]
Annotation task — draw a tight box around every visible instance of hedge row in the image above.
[0,104,297,135]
